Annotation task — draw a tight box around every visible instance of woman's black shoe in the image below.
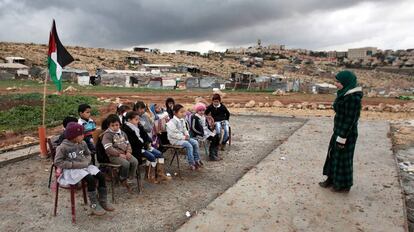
[331,186,351,193]
[318,178,333,188]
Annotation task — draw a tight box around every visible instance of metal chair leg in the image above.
[169,150,175,166]
[53,182,59,216]
[110,169,115,203]
[82,181,87,205]
[203,141,209,156]
[48,164,54,188]
[176,150,181,178]
[70,186,76,224]
[229,127,232,146]
[136,166,142,194]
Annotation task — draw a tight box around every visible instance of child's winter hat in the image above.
[193,102,206,112]
[64,122,84,140]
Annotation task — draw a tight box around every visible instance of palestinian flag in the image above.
[47,20,74,91]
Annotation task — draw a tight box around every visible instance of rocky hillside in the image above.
[0,42,413,91]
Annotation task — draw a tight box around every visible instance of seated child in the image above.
[53,116,78,147]
[116,103,132,124]
[205,94,231,149]
[54,122,114,216]
[150,103,170,147]
[166,104,202,170]
[133,101,154,139]
[101,114,138,192]
[78,104,97,155]
[190,103,222,161]
[165,97,175,119]
[122,111,171,183]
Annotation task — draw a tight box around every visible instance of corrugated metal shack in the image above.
[185,76,225,89]
[229,72,299,91]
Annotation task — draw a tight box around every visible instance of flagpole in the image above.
[42,70,48,126]
[38,70,48,158]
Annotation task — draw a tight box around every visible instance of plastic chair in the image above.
[53,167,88,224]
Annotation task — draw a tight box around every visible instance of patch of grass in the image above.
[0,93,101,132]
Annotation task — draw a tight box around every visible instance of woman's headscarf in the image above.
[149,104,159,121]
[334,70,358,107]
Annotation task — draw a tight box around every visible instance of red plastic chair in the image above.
[53,167,88,224]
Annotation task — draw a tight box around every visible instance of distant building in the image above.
[4,56,26,64]
[267,44,285,51]
[133,47,150,52]
[175,50,201,56]
[226,47,246,54]
[142,64,175,73]
[125,55,146,65]
[348,47,377,60]
[150,48,160,54]
[327,51,347,58]
[0,63,29,78]
[61,68,90,85]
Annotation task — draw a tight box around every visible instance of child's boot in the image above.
[146,162,159,184]
[120,179,132,193]
[209,144,222,161]
[156,158,172,182]
[88,191,106,216]
[98,187,115,211]
[144,161,150,180]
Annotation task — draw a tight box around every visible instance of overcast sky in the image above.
[0,0,413,52]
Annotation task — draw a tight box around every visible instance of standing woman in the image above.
[319,70,363,192]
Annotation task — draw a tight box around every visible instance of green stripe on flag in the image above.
[47,56,61,91]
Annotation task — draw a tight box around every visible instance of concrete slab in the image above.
[177,119,406,232]
[0,145,40,167]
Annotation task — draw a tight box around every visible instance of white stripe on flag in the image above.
[51,51,62,80]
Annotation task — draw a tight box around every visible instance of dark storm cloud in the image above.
[0,0,411,50]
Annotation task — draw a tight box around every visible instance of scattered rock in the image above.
[391,105,402,113]
[301,102,310,109]
[258,102,264,107]
[317,104,326,110]
[195,96,209,106]
[213,88,226,98]
[272,89,286,96]
[264,102,270,107]
[23,136,37,143]
[377,103,385,112]
[63,85,78,93]
[6,86,21,92]
[388,92,399,98]
[367,90,378,98]
[245,100,256,108]
[272,100,284,107]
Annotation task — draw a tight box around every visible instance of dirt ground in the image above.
[0,115,305,232]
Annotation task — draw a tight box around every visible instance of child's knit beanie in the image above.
[193,102,206,112]
[65,122,84,140]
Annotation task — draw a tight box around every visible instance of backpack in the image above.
[96,135,110,164]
